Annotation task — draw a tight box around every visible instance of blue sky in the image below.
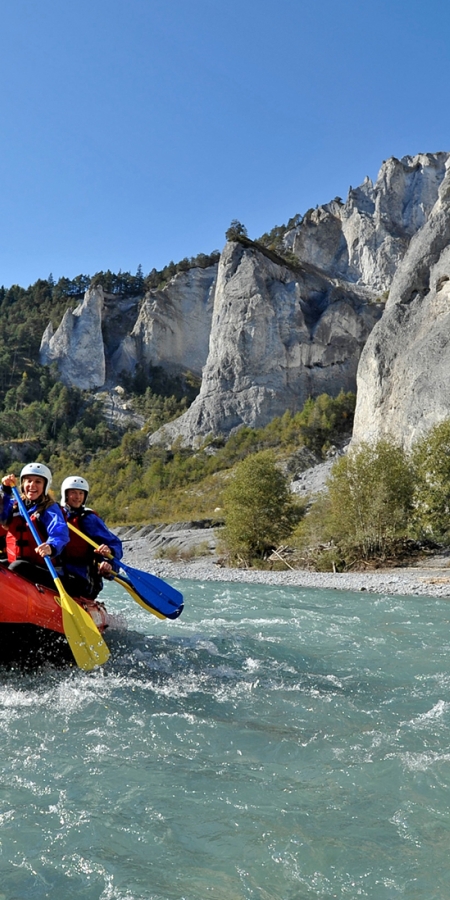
[1,0,449,288]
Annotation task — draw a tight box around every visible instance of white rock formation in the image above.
[39,266,217,391]
[352,156,450,450]
[286,152,449,292]
[152,241,382,447]
[38,151,450,453]
[111,266,216,377]
[40,286,105,390]
[152,152,450,448]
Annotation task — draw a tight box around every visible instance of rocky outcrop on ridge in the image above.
[284,152,449,291]
[40,286,105,390]
[39,267,217,389]
[352,155,450,450]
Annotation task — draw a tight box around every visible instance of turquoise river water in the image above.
[2,577,450,899]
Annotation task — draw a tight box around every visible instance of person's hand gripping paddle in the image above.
[67,521,184,620]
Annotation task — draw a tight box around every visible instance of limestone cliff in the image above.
[151,241,382,447]
[40,286,105,390]
[352,156,450,450]
[111,266,216,378]
[39,266,217,388]
[38,150,450,451]
[285,152,449,291]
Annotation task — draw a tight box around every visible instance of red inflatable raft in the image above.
[0,562,109,667]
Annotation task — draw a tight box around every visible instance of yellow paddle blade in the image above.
[54,578,110,670]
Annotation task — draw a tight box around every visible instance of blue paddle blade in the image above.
[117,560,184,619]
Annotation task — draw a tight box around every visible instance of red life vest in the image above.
[62,509,100,565]
[6,506,48,565]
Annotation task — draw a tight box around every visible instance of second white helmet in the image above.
[21,462,52,491]
[61,475,89,505]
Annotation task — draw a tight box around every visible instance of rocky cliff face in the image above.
[39,267,217,388]
[40,286,106,390]
[285,152,449,291]
[153,152,450,447]
[352,155,450,450]
[39,151,450,450]
[111,266,216,378]
[153,241,382,446]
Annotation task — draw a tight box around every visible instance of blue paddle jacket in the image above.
[0,487,69,564]
[60,505,123,593]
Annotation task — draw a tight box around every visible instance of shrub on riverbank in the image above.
[411,420,450,542]
[292,439,415,570]
[221,451,301,564]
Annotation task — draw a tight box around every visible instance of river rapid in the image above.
[2,577,450,899]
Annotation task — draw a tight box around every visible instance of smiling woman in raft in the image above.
[0,462,69,589]
[59,475,123,600]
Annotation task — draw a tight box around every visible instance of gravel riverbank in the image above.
[119,527,450,600]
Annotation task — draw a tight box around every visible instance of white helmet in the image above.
[20,462,52,491]
[61,475,89,505]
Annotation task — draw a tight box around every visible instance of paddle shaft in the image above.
[67,520,116,560]
[12,487,62,585]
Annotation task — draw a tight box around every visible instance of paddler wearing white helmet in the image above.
[60,474,123,599]
[0,462,69,588]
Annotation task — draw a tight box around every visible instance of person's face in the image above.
[22,476,46,502]
[66,489,85,508]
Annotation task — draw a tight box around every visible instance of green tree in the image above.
[225,220,248,241]
[222,450,295,562]
[296,391,356,455]
[322,439,414,559]
[121,429,148,464]
[411,419,450,540]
